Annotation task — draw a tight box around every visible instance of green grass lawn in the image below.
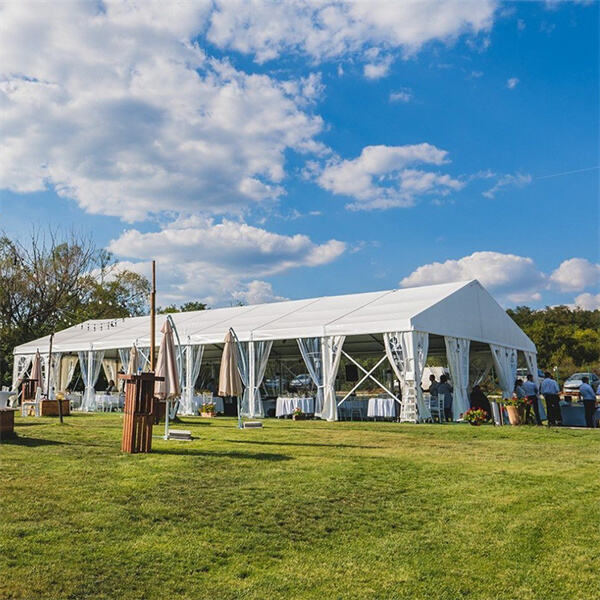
[1,414,599,600]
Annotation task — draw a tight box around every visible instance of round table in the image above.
[367,397,397,418]
[276,396,314,417]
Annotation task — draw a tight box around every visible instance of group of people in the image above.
[424,370,598,428]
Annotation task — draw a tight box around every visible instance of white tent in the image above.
[13,280,537,421]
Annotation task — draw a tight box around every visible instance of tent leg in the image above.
[237,396,243,429]
[164,399,170,439]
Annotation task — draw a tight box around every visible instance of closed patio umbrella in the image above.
[154,319,180,439]
[219,330,244,427]
[127,345,139,375]
[30,350,43,394]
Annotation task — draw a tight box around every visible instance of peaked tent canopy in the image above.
[13,280,535,356]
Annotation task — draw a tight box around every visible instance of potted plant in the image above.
[292,406,304,421]
[463,407,488,426]
[200,402,216,418]
[502,396,529,425]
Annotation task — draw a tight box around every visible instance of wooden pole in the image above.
[47,333,64,423]
[150,260,156,372]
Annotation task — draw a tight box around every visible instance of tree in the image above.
[0,230,150,387]
[158,301,208,314]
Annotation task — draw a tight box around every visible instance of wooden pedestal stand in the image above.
[119,373,163,454]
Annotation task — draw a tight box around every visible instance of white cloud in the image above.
[482,172,531,198]
[574,293,600,311]
[0,1,324,221]
[550,258,600,292]
[399,251,545,303]
[316,144,463,210]
[389,88,413,103]
[506,77,519,89]
[207,0,497,65]
[363,50,393,79]
[232,281,288,305]
[107,216,345,305]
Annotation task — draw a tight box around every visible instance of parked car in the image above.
[563,372,600,394]
[516,367,545,380]
[289,374,313,390]
[263,377,288,396]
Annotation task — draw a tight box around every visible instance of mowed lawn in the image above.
[1,414,599,600]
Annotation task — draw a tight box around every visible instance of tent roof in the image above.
[13,279,536,355]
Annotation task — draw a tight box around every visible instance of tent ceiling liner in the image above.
[13,280,537,355]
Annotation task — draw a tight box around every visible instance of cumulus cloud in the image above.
[207,0,497,66]
[0,1,324,221]
[574,293,600,311]
[506,77,519,89]
[389,88,413,103]
[107,216,345,305]
[482,172,531,198]
[232,281,288,305]
[399,251,545,303]
[316,144,463,210]
[550,258,600,292]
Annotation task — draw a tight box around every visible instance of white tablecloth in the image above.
[367,397,397,418]
[94,394,124,411]
[276,396,314,417]
[338,398,367,419]
[194,395,224,414]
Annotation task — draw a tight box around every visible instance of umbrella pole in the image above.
[237,396,242,429]
[164,398,170,439]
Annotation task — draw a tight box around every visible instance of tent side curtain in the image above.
[444,336,470,421]
[179,344,204,416]
[60,355,79,392]
[297,338,324,417]
[12,354,33,391]
[78,350,105,411]
[320,335,345,422]
[383,331,430,423]
[236,340,273,418]
[102,358,118,386]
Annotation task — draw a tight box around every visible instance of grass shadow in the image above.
[0,435,67,447]
[152,447,292,461]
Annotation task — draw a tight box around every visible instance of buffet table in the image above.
[560,402,600,427]
[367,397,397,419]
[276,396,314,417]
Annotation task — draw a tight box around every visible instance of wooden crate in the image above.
[40,399,70,417]
[0,408,17,440]
[119,373,163,454]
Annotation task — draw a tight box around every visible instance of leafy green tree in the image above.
[159,301,208,314]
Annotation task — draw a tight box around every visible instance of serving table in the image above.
[367,397,397,419]
[276,396,314,417]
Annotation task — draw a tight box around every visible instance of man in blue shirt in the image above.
[579,376,597,428]
[540,372,561,426]
[437,375,453,421]
[522,374,541,425]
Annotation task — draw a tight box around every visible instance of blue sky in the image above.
[0,0,598,308]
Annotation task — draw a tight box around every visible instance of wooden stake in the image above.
[150,260,156,371]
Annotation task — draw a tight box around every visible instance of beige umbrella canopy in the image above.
[30,350,43,391]
[127,345,139,375]
[219,330,243,397]
[154,320,180,399]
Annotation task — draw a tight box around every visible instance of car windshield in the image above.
[567,373,589,381]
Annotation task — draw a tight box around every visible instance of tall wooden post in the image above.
[150,260,156,372]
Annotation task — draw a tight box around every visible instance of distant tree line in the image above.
[507,305,600,376]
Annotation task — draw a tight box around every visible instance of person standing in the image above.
[438,374,453,421]
[428,374,439,398]
[540,371,561,426]
[522,373,541,425]
[579,376,597,428]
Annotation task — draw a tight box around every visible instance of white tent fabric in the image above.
[444,336,470,421]
[78,350,105,411]
[59,355,79,392]
[523,350,546,420]
[48,352,63,398]
[236,340,273,418]
[297,338,324,417]
[180,344,204,415]
[490,344,518,425]
[11,354,33,392]
[13,281,536,355]
[321,336,345,422]
[102,358,118,386]
[384,331,430,423]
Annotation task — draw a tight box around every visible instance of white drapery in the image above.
[523,350,546,420]
[59,355,79,392]
[102,358,118,386]
[489,344,518,425]
[11,354,33,392]
[236,340,273,418]
[297,337,324,417]
[444,336,470,421]
[320,335,345,422]
[48,352,63,398]
[78,349,105,411]
[384,331,430,423]
[179,344,204,415]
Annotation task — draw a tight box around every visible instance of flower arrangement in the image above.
[502,395,531,407]
[463,407,487,425]
[292,406,304,420]
[200,402,216,417]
